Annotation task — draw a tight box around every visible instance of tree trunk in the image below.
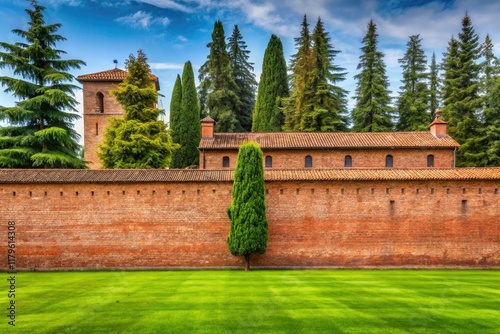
[244,254,250,271]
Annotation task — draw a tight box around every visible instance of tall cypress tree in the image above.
[396,34,430,131]
[99,50,178,168]
[252,34,289,132]
[171,61,201,168]
[0,0,86,168]
[352,20,394,132]
[227,141,268,271]
[429,52,440,114]
[198,21,241,132]
[169,74,182,145]
[228,25,257,132]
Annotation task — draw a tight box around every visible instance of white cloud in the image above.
[177,35,188,42]
[150,62,184,70]
[115,11,171,29]
[136,0,194,12]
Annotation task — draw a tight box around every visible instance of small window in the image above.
[427,154,434,167]
[305,155,313,168]
[386,155,393,168]
[344,155,352,168]
[95,123,99,136]
[96,92,104,113]
[265,156,272,168]
[222,156,230,168]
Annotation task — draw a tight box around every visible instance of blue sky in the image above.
[1,0,499,140]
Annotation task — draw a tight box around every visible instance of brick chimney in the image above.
[430,109,447,137]
[201,116,215,139]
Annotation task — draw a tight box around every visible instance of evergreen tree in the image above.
[228,25,257,132]
[441,14,482,166]
[284,15,314,131]
[396,34,430,131]
[352,20,394,132]
[198,21,241,132]
[429,52,440,115]
[304,17,348,132]
[0,0,86,168]
[252,34,289,132]
[169,74,182,145]
[98,50,178,168]
[171,61,201,168]
[227,141,268,271]
[481,34,498,104]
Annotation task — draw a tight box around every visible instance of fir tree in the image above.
[227,141,268,271]
[0,0,86,168]
[228,25,257,132]
[171,61,201,168]
[396,34,430,131]
[352,20,394,132]
[252,34,289,132]
[429,52,440,115]
[169,74,182,146]
[198,21,241,132]
[98,50,178,168]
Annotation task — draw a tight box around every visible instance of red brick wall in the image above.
[2,179,498,270]
[201,148,455,170]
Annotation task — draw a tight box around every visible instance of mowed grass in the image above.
[4,270,499,333]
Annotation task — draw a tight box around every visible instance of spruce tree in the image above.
[429,52,440,115]
[396,34,430,131]
[227,141,268,271]
[352,20,394,132]
[252,34,289,132]
[198,21,241,132]
[441,14,482,166]
[0,0,86,168]
[171,61,201,168]
[169,74,182,146]
[228,25,257,132]
[98,50,178,168]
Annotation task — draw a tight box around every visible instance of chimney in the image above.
[201,116,215,139]
[430,109,447,137]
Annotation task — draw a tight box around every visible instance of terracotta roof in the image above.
[201,116,215,123]
[199,132,460,150]
[76,68,129,82]
[1,168,498,183]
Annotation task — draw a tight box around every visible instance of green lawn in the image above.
[3,270,499,333]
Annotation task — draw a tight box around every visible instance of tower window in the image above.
[96,92,104,113]
[222,156,230,168]
[265,156,272,168]
[386,155,393,168]
[427,154,434,167]
[305,155,313,168]
[344,155,352,167]
[95,123,98,136]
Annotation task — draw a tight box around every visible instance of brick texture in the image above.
[2,179,498,270]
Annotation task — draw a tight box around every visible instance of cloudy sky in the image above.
[1,0,499,139]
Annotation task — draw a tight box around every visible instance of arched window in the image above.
[427,154,434,167]
[385,155,393,168]
[96,92,104,113]
[305,155,313,168]
[344,155,352,167]
[265,156,272,168]
[222,156,230,168]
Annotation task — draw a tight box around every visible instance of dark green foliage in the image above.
[228,25,257,132]
[352,20,394,132]
[99,50,178,168]
[441,14,482,166]
[227,141,268,271]
[252,35,289,132]
[396,35,430,131]
[0,0,86,168]
[171,61,201,168]
[198,21,241,132]
[169,74,182,144]
[429,52,440,114]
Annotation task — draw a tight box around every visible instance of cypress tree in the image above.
[171,61,201,168]
[352,20,394,132]
[228,25,257,132]
[252,34,289,132]
[0,0,86,168]
[396,34,430,131]
[429,52,440,115]
[98,50,178,168]
[169,74,182,146]
[198,21,241,132]
[227,141,268,271]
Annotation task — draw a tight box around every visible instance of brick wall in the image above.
[201,148,455,170]
[2,178,498,270]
